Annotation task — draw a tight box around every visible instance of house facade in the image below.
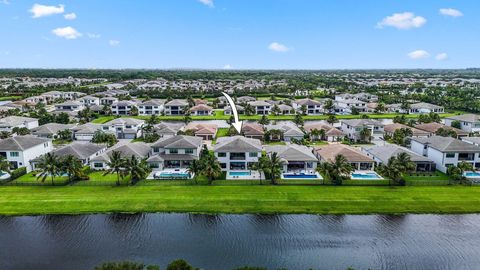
[0,136,53,172]
[444,114,480,133]
[147,135,202,170]
[214,136,262,172]
[340,119,384,142]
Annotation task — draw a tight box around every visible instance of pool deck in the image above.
[147,169,192,180]
[281,171,323,180]
[226,170,262,180]
[350,170,384,180]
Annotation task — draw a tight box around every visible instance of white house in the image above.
[189,104,213,116]
[78,95,100,107]
[265,122,304,142]
[248,101,271,115]
[164,99,189,116]
[100,97,118,106]
[293,99,323,115]
[214,136,262,172]
[72,123,108,141]
[444,114,480,133]
[340,119,384,142]
[410,136,480,173]
[111,100,137,115]
[147,135,202,170]
[0,116,39,132]
[0,136,53,172]
[102,118,145,139]
[138,99,165,116]
[54,101,84,112]
[90,142,151,170]
[32,142,106,169]
[265,144,318,173]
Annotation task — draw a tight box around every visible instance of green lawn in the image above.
[10,172,70,186]
[0,95,22,101]
[74,171,131,186]
[2,185,480,215]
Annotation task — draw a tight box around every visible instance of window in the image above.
[94,162,103,168]
[169,149,178,154]
[220,163,226,169]
[185,149,194,154]
[218,152,226,157]
[249,152,258,157]
[446,153,455,158]
[152,147,159,153]
[9,152,19,157]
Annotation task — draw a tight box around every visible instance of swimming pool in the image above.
[350,172,383,180]
[282,173,320,179]
[464,171,480,178]
[155,172,190,178]
[229,171,251,176]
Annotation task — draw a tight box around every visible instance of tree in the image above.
[310,128,325,141]
[187,159,203,184]
[36,153,61,185]
[271,104,281,116]
[244,103,255,116]
[293,113,304,127]
[450,120,461,129]
[377,153,415,185]
[435,127,457,138]
[317,155,353,185]
[166,259,197,270]
[61,155,84,182]
[130,106,139,116]
[91,130,118,147]
[78,107,94,123]
[375,102,386,113]
[104,151,126,186]
[55,112,70,124]
[124,155,150,184]
[183,111,192,124]
[393,115,407,125]
[326,114,337,125]
[203,157,222,184]
[392,128,413,146]
[258,115,270,126]
[12,127,30,136]
[57,129,73,141]
[400,102,411,114]
[323,99,334,113]
[359,127,372,143]
[0,156,11,173]
[300,104,307,115]
[351,107,359,115]
[258,152,284,185]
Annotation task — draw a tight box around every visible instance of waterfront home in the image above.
[383,123,430,138]
[0,135,52,172]
[276,104,294,115]
[340,119,384,142]
[248,100,271,115]
[293,98,323,115]
[24,95,47,105]
[153,122,184,138]
[265,122,304,142]
[241,123,265,140]
[164,99,189,116]
[78,95,100,107]
[138,99,165,116]
[111,100,137,115]
[314,144,375,171]
[102,118,145,139]
[54,101,84,112]
[387,102,444,114]
[0,116,39,132]
[147,135,202,171]
[224,105,245,115]
[410,136,480,173]
[90,142,151,170]
[189,104,213,116]
[31,123,76,139]
[444,114,480,133]
[32,142,106,169]
[72,123,110,141]
[214,136,262,172]
[265,144,318,173]
[335,93,378,103]
[363,144,436,172]
[100,96,118,106]
[334,99,367,114]
[237,96,256,103]
[184,123,217,140]
[303,122,344,142]
[414,122,469,138]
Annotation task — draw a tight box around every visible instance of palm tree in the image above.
[378,157,403,185]
[294,114,304,127]
[265,152,284,185]
[36,153,61,185]
[104,151,126,186]
[0,156,11,173]
[316,162,333,185]
[330,155,353,185]
[187,159,203,184]
[359,127,372,143]
[258,115,270,126]
[323,99,334,113]
[326,114,337,125]
[124,155,150,184]
[203,159,222,184]
[62,155,83,182]
[395,152,416,173]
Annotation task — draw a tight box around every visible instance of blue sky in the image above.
[0,0,478,69]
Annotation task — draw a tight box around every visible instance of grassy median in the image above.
[1,185,480,216]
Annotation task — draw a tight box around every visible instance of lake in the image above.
[1,214,479,270]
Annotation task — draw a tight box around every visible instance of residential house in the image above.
[303,122,344,142]
[237,96,256,103]
[334,99,367,114]
[31,123,75,139]
[78,95,100,107]
[214,136,262,172]
[410,136,480,172]
[265,144,318,173]
[102,118,145,139]
[164,99,189,116]
[293,98,323,115]
[415,122,469,138]
[241,123,265,140]
[153,122,184,138]
[111,100,137,115]
[409,102,444,114]
[32,142,106,169]
[314,144,375,171]
[248,101,271,115]
[276,104,294,115]
[462,137,480,147]
[138,99,165,116]
[54,101,84,112]
[184,123,217,140]
[340,119,384,142]
[363,144,436,172]
[444,114,480,133]
[383,123,430,138]
[72,123,110,141]
[100,96,118,106]
[189,104,213,116]
[147,135,202,170]
[0,116,39,132]
[335,93,378,103]
[224,105,245,115]
[0,135,53,172]
[265,122,304,142]
[90,142,151,170]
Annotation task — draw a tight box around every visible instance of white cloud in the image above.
[439,8,463,17]
[64,12,76,20]
[109,40,120,46]
[223,64,232,70]
[407,50,430,59]
[52,26,82,39]
[377,12,426,30]
[87,33,101,39]
[268,42,290,52]
[436,53,448,61]
[198,0,214,8]
[30,4,64,18]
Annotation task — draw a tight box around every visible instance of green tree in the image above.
[124,155,150,184]
[187,159,203,184]
[359,127,372,143]
[258,115,270,126]
[166,259,197,270]
[326,114,338,125]
[450,120,461,129]
[316,154,353,185]
[61,155,84,182]
[12,127,31,136]
[0,156,11,173]
[293,113,304,127]
[36,153,61,185]
[103,151,126,186]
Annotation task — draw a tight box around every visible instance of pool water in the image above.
[229,171,251,176]
[283,173,319,179]
[351,172,383,180]
[464,172,480,178]
[158,173,190,178]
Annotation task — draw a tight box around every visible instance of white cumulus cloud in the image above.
[439,8,463,17]
[109,40,120,46]
[407,50,430,59]
[64,12,76,20]
[198,0,214,8]
[87,33,101,39]
[377,12,426,30]
[223,64,232,70]
[436,53,448,61]
[30,4,65,18]
[52,26,82,39]
[268,42,290,52]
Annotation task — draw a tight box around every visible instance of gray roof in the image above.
[55,101,82,106]
[214,136,262,152]
[104,117,144,126]
[140,99,165,106]
[265,144,318,162]
[91,142,150,161]
[165,99,188,106]
[265,122,304,136]
[411,136,480,153]
[295,98,323,106]
[410,102,443,109]
[462,137,480,146]
[224,105,245,112]
[248,100,271,107]
[112,100,137,107]
[48,142,105,160]
[31,123,75,136]
[0,116,38,127]
[154,122,184,135]
[341,119,383,127]
[72,123,105,134]
[0,135,51,151]
[148,154,197,162]
[446,114,480,123]
[363,144,433,163]
[151,135,202,149]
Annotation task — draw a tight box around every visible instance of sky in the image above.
[0,0,478,69]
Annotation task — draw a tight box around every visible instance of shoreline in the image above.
[2,185,480,216]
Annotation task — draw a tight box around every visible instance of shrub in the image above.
[10,167,27,180]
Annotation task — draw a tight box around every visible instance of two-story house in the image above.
[214,136,262,173]
[248,101,271,115]
[189,104,213,116]
[90,142,151,170]
[293,98,323,115]
[102,118,145,139]
[0,136,53,172]
[111,100,137,115]
[78,96,100,107]
[54,101,84,112]
[340,119,384,142]
[0,116,39,132]
[164,99,189,116]
[147,135,202,171]
[138,99,165,116]
[444,114,480,134]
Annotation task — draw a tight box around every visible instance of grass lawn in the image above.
[10,172,70,186]
[74,171,131,186]
[0,95,22,101]
[2,185,480,215]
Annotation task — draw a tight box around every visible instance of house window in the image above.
[10,152,19,157]
[446,153,455,158]
[94,162,103,168]
[170,149,178,154]
[185,149,194,154]
[152,147,159,153]
[220,163,226,169]
[218,152,226,157]
[249,152,258,157]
